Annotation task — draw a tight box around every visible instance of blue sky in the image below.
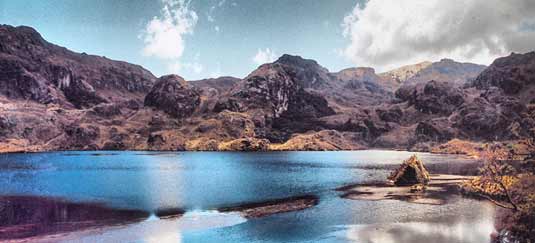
[1,0,533,80]
[0,0,360,79]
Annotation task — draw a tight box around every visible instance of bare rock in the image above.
[0,24,156,107]
[91,103,122,117]
[473,51,535,97]
[144,75,201,119]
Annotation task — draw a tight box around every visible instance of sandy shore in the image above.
[338,174,475,205]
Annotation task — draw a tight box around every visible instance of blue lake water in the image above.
[0,150,496,242]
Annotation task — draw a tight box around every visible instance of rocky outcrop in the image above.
[409,80,466,115]
[388,155,430,186]
[415,118,456,142]
[0,24,534,153]
[0,24,156,107]
[62,124,100,150]
[472,52,535,102]
[217,55,335,120]
[451,96,529,140]
[144,75,201,119]
[274,54,331,89]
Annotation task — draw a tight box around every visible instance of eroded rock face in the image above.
[415,118,456,142]
[473,52,535,96]
[219,55,334,120]
[398,80,466,115]
[376,106,403,123]
[452,94,531,140]
[388,155,430,186]
[144,75,201,119]
[62,78,107,108]
[274,54,331,89]
[0,24,156,107]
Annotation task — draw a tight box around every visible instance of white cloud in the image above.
[214,26,220,33]
[342,0,535,71]
[252,48,277,65]
[167,52,204,74]
[167,61,204,74]
[141,0,198,60]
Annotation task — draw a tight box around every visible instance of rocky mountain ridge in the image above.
[0,25,533,152]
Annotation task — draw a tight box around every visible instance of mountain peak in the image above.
[274,54,327,72]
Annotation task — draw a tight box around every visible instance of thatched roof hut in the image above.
[388,155,430,186]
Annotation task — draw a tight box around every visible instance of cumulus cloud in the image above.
[141,0,198,60]
[342,0,535,71]
[252,48,277,65]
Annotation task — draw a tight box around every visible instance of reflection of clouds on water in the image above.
[56,211,246,243]
[344,220,494,243]
[342,204,496,243]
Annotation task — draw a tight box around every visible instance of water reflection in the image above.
[0,150,492,242]
[57,211,246,243]
[345,220,494,243]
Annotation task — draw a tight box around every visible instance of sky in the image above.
[1,0,534,80]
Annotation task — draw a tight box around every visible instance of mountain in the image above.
[472,51,535,104]
[379,61,432,89]
[0,24,533,153]
[403,58,486,87]
[190,76,240,95]
[0,25,156,108]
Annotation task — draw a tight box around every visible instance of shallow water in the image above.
[0,150,495,242]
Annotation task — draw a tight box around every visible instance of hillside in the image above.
[0,25,533,152]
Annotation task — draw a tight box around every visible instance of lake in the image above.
[0,150,496,242]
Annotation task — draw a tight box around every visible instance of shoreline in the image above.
[0,194,320,241]
[0,147,477,158]
[337,174,475,205]
[0,195,150,240]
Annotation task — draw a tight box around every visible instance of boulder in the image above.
[376,106,403,123]
[144,75,201,119]
[388,155,430,186]
[91,103,122,117]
